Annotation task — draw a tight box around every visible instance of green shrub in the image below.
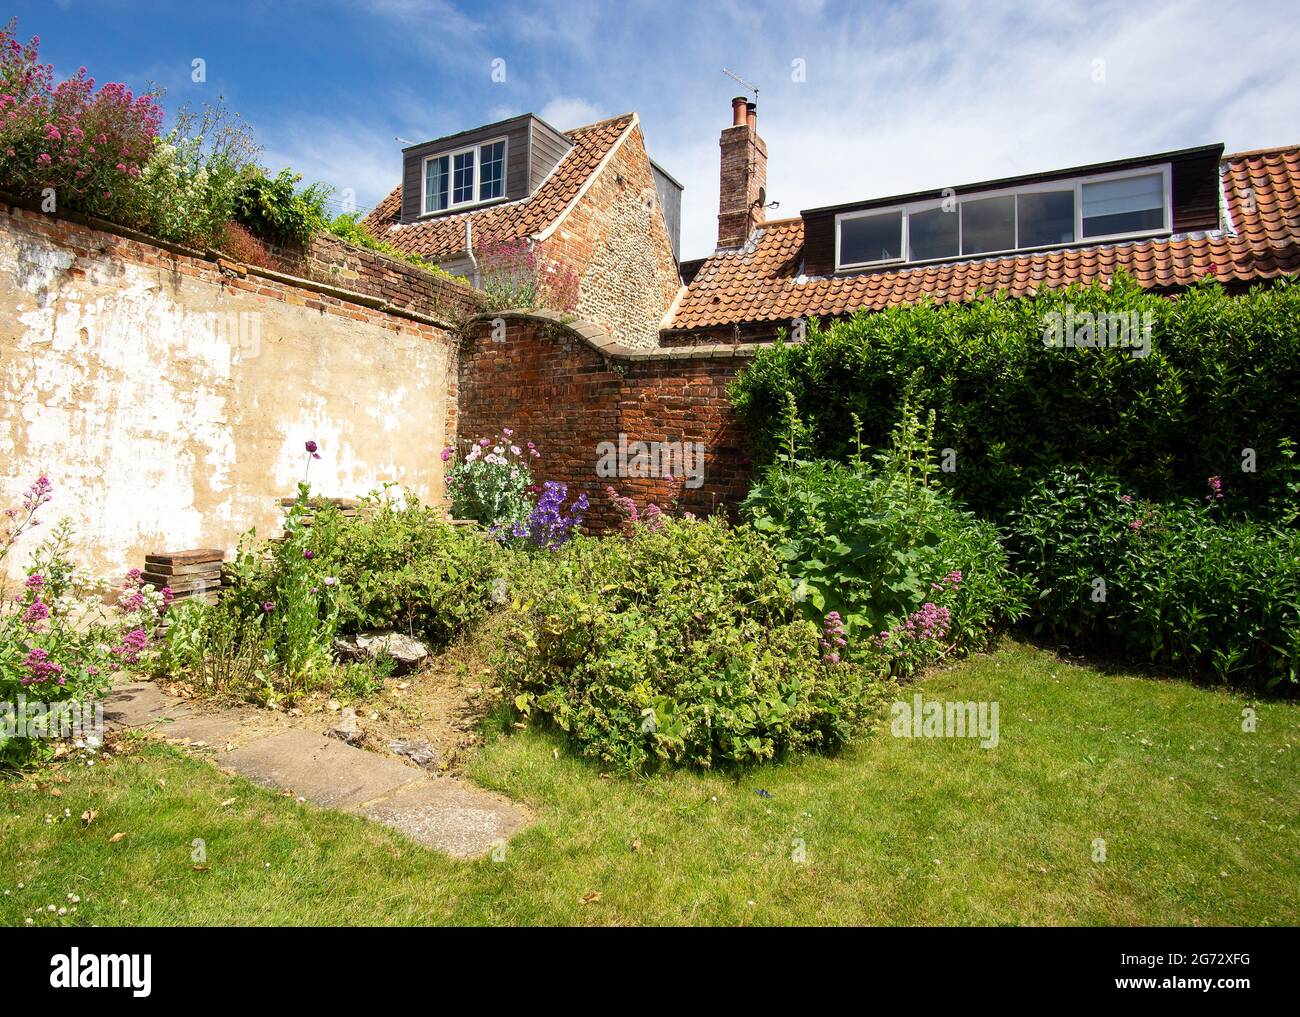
[1006,468,1300,686]
[498,516,888,772]
[307,493,504,649]
[326,212,467,283]
[730,274,1300,517]
[741,391,1026,675]
[234,168,331,245]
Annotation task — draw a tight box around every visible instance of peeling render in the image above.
[0,209,457,583]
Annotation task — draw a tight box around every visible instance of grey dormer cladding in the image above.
[399,114,573,224]
[651,160,684,262]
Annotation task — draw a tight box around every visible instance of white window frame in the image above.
[420,136,509,216]
[833,164,1173,272]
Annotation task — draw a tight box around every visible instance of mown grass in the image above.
[2,639,1297,926]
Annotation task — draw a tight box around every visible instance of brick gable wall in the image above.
[541,122,681,349]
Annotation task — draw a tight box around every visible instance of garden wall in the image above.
[263,231,483,323]
[457,311,758,532]
[0,200,459,584]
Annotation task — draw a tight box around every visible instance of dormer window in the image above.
[422,137,509,215]
[834,165,1172,272]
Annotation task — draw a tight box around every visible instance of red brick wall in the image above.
[264,232,483,323]
[457,314,756,533]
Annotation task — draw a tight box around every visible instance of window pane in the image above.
[479,141,505,201]
[452,150,475,204]
[961,195,1016,255]
[424,156,448,213]
[1017,190,1074,248]
[1082,173,1164,237]
[908,206,959,261]
[840,210,902,265]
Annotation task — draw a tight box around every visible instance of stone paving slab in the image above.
[221,729,422,810]
[104,680,531,859]
[354,779,531,859]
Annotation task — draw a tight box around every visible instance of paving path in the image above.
[103,681,531,859]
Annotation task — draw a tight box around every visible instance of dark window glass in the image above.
[840,210,902,266]
[479,141,505,201]
[452,150,475,204]
[1081,173,1164,238]
[424,156,448,213]
[1017,190,1075,248]
[908,205,960,261]
[961,195,1016,255]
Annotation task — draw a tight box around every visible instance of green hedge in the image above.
[730,274,1300,517]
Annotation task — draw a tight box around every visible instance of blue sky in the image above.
[12,0,1300,260]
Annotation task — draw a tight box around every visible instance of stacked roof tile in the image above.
[666,146,1300,335]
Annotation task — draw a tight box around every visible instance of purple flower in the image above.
[441,447,454,462]
[24,574,44,590]
[261,600,276,613]
[303,549,315,560]
[305,440,318,453]
[21,599,49,626]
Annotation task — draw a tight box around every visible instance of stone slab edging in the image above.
[467,308,764,360]
[103,681,531,860]
[0,189,475,332]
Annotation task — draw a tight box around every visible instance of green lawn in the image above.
[2,639,1297,926]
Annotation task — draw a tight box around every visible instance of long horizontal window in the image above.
[422,137,509,215]
[835,166,1171,271]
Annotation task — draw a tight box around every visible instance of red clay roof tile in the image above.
[361,113,636,261]
[667,146,1300,334]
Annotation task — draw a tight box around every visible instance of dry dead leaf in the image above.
[219,798,237,807]
[631,838,643,853]
[108,832,127,843]
[80,809,97,826]
[580,891,602,905]
[191,864,209,873]
[49,787,62,798]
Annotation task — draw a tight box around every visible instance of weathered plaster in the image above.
[0,212,456,583]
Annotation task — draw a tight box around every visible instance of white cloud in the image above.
[537,97,605,131]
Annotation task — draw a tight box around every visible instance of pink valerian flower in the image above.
[1129,518,1144,531]
[21,598,49,626]
[1120,494,1133,503]
[111,627,148,665]
[24,573,44,590]
[1206,475,1224,501]
[22,647,64,685]
[440,447,454,462]
[820,611,848,663]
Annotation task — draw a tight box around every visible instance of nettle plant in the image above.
[443,429,539,530]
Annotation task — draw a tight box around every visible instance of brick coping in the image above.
[467,308,762,360]
[0,189,474,332]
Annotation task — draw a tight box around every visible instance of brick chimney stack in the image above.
[717,95,767,249]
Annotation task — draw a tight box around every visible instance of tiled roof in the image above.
[667,146,1300,334]
[362,113,636,260]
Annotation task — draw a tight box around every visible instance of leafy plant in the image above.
[233,167,331,245]
[306,490,504,649]
[498,515,889,772]
[443,429,538,530]
[1006,467,1300,686]
[741,386,1026,669]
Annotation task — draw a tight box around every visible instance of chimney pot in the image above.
[745,101,757,131]
[731,96,748,127]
